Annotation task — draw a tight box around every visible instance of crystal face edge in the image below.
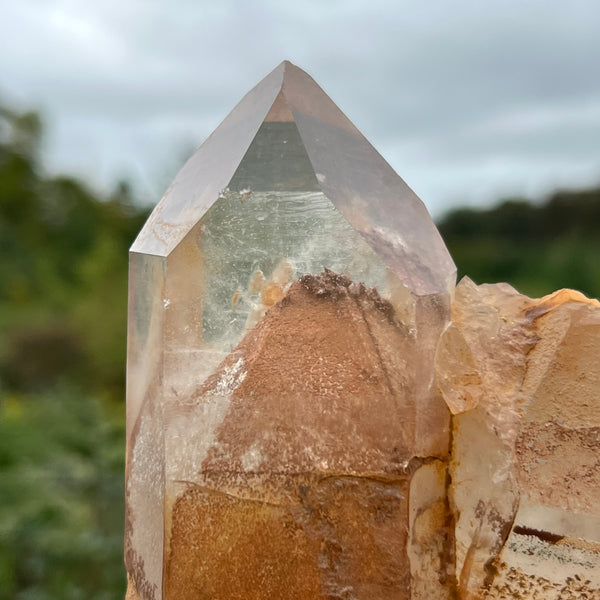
[130,62,288,257]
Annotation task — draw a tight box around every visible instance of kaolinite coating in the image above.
[126,61,455,599]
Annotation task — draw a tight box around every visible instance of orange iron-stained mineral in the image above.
[436,280,600,599]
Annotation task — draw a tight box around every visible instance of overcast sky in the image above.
[1,0,599,217]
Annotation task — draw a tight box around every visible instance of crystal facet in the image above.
[126,61,455,600]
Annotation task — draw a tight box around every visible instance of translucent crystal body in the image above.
[125,61,456,599]
[436,278,600,599]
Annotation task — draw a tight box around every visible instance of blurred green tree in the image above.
[0,105,148,599]
[0,106,148,398]
[438,189,600,299]
[0,389,125,600]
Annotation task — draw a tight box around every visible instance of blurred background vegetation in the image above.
[0,104,599,600]
[0,107,146,600]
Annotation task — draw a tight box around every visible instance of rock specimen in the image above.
[125,60,600,599]
[437,278,600,599]
[126,61,455,599]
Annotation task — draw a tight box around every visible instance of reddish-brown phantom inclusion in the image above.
[165,271,453,599]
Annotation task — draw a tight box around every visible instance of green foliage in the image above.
[0,106,148,599]
[438,189,600,299]
[0,106,148,396]
[0,389,125,600]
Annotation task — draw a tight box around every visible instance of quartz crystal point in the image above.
[125,60,456,599]
[436,278,600,599]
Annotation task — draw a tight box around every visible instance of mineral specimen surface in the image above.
[125,61,600,600]
[437,279,600,599]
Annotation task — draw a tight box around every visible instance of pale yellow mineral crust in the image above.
[125,576,141,600]
[436,278,600,600]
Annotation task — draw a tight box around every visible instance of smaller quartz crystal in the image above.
[437,278,600,599]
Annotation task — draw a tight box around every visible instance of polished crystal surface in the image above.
[126,61,455,600]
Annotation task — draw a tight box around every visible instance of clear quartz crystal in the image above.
[126,61,456,599]
[201,189,390,347]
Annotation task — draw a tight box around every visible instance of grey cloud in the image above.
[1,0,599,214]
